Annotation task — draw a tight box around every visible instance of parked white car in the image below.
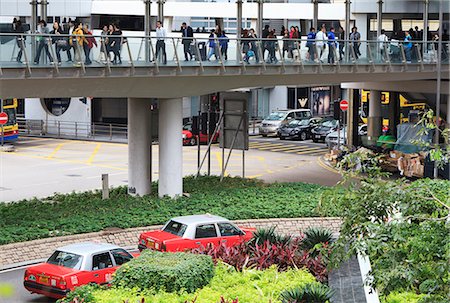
[325,124,367,148]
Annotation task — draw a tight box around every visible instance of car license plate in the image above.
[147,240,155,248]
[39,276,49,284]
[315,135,321,139]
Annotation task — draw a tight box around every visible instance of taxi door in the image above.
[90,252,116,285]
[194,224,221,248]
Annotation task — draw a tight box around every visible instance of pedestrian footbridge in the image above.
[0,34,448,99]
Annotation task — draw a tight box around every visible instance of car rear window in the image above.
[47,251,83,270]
[163,220,187,237]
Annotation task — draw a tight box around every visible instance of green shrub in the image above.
[88,263,317,303]
[248,226,292,247]
[280,283,334,303]
[0,176,324,245]
[112,250,214,293]
[301,227,334,251]
[57,284,99,303]
[382,291,424,303]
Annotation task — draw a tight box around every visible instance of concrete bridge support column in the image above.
[158,98,183,198]
[368,90,382,143]
[128,98,152,196]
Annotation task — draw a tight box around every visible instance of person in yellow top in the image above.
[69,22,86,65]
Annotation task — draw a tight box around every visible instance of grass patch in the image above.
[0,176,325,245]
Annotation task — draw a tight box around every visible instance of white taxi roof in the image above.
[57,242,120,257]
[170,214,230,226]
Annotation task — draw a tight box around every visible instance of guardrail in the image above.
[18,118,263,141]
[2,33,448,73]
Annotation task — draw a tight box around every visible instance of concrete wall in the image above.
[25,97,92,136]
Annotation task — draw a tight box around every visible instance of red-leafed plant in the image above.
[190,236,330,282]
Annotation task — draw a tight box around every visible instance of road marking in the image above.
[269,145,313,152]
[296,147,328,154]
[248,142,276,148]
[253,143,288,150]
[317,156,341,175]
[214,151,228,176]
[87,143,102,164]
[46,143,66,159]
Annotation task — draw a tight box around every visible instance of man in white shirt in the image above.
[377,29,389,61]
[155,20,167,64]
[315,26,328,62]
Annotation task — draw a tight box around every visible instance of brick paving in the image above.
[0,217,342,268]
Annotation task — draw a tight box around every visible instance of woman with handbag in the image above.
[51,21,66,65]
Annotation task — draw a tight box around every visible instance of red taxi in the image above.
[138,214,255,252]
[23,242,135,299]
[182,122,219,146]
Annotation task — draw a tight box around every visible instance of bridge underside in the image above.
[0,64,447,99]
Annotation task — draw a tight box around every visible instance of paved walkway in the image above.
[329,256,367,303]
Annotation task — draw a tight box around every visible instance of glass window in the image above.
[265,112,286,121]
[110,249,133,266]
[92,252,113,270]
[3,108,16,126]
[183,123,192,131]
[163,220,188,237]
[287,113,295,119]
[217,223,243,237]
[47,251,83,270]
[195,224,218,239]
[43,98,71,116]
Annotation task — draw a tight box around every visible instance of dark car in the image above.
[277,118,321,141]
[311,118,339,143]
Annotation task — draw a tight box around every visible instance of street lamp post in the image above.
[434,0,443,178]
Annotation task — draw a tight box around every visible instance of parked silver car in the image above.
[259,109,312,137]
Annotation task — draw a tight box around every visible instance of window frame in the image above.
[91,252,114,271]
[217,222,245,237]
[194,223,219,239]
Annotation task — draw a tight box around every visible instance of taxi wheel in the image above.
[189,137,197,146]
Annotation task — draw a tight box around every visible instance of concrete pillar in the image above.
[346,89,354,148]
[128,98,152,196]
[157,0,164,23]
[423,0,429,57]
[368,90,382,142]
[40,0,48,22]
[236,0,243,62]
[345,0,351,62]
[30,0,38,60]
[159,98,183,198]
[313,0,319,30]
[377,0,383,38]
[388,92,399,137]
[257,0,263,37]
[144,0,152,62]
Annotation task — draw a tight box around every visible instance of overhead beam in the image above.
[341,81,450,95]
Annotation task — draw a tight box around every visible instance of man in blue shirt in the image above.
[327,27,337,64]
[404,31,413,63]
[306,27,316,62]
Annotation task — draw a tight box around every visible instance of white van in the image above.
[259,109,312,137]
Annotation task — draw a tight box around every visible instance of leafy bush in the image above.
[320,177,450,299]
[0,176,325,244]
[191,240,328,282]
[382,291,424,303]
[112,250,214,293]
[87,262,318,303]
[300,227,334,252]
[280,283,334,303]
[248,226,292,247]
[57,283,99,303]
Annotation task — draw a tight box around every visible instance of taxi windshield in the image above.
[163,220,187,237]
[265,112,286,121]
[47,251,83,270]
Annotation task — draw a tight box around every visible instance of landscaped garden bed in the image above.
[0,176,325,245]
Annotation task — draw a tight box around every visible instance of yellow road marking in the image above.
[46,143,66,159]
[214,151,228,176]
[317,156,340,175]
[87,143,102,164]
[254,144,288,150]
[270,145,311,152]
[248,143,275,148]
[296,147,328,154]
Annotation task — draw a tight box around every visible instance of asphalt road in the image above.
[0,267,55,303]
[0,136,340,202]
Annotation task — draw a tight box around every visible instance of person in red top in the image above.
[83,24,97,65]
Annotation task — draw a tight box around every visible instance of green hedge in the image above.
[112,250,214,293]
[88,262,317,303]
[0,176,325,245]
